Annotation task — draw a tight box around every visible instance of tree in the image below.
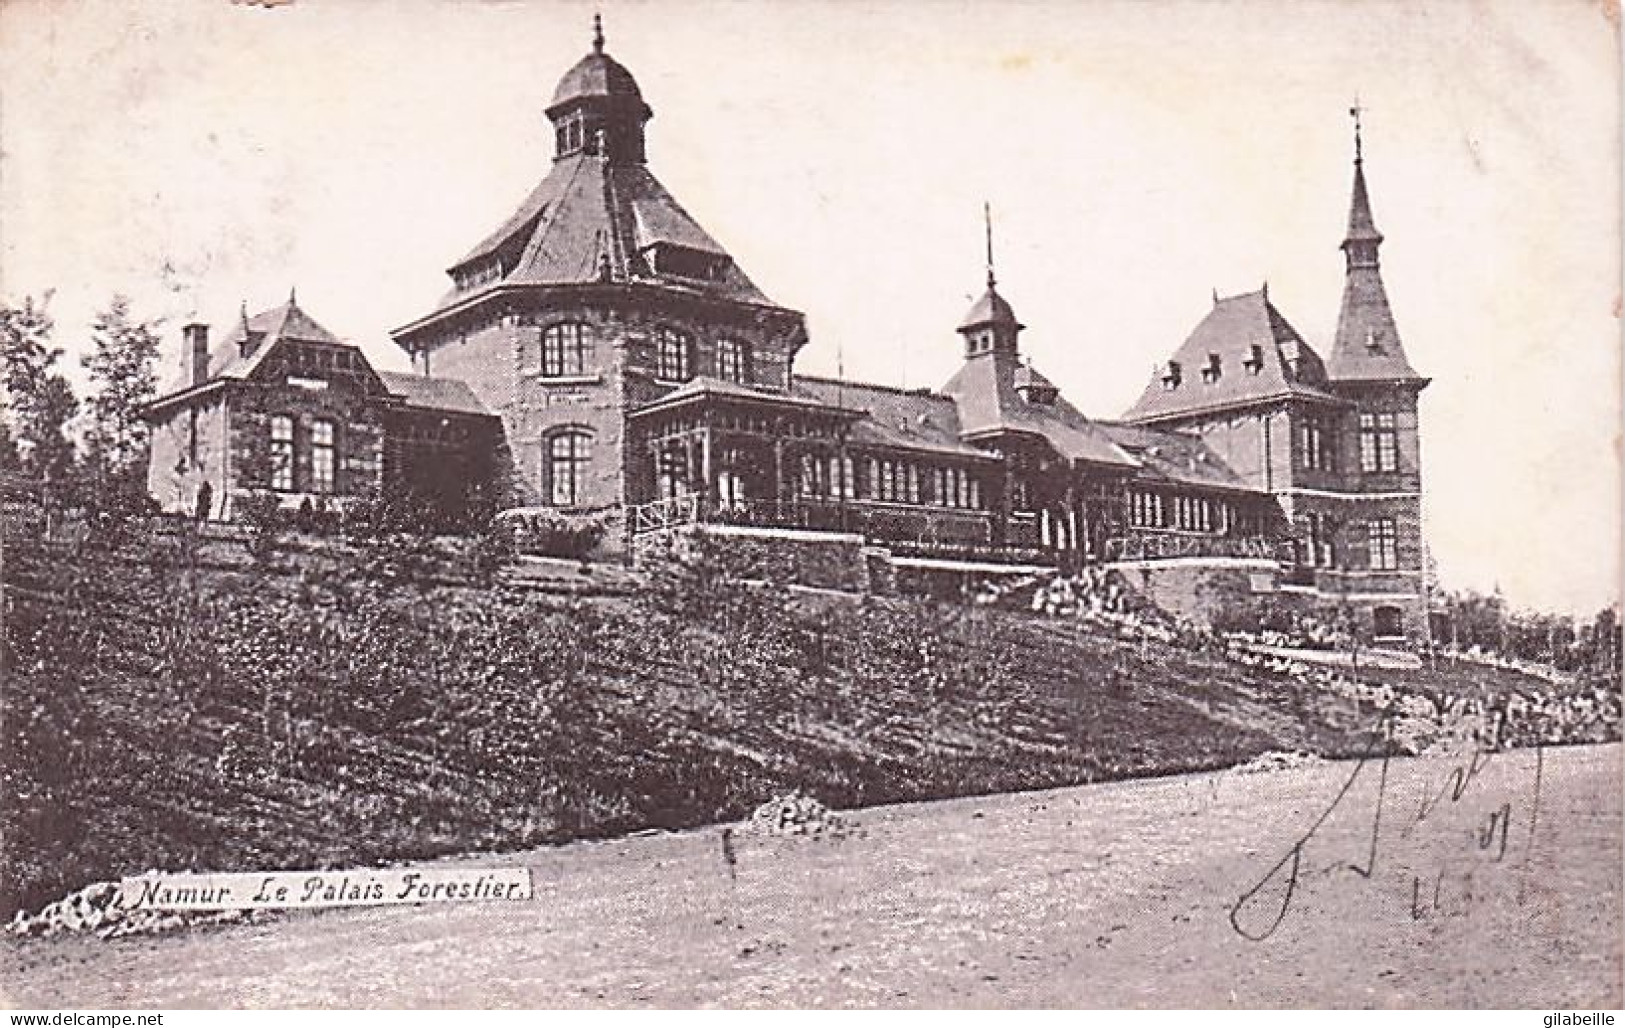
[80,295,161,489]
[0,294,75,477]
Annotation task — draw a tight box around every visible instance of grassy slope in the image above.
[0,541,1533,919]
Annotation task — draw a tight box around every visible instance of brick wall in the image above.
[1105,558,1282,627]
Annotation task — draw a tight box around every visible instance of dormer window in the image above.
[1364,328,1385,354]
[1243,344,1264,375]
[1201,353,1222,384]
[1161,361,1182,390]
[644,244,723,282]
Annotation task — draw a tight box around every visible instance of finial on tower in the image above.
[1349,95,1365,163]
[288,285,298,306]
[592,12,605,53]
[983,201,997,290]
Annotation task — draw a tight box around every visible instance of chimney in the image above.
[184,322,210,386]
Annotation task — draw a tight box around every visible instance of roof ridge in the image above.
[795,373,942,398]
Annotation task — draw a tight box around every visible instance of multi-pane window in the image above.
[1359,412,1399,472]
[1172,495,1217,533]
[548,431,591,507]
[269,415,295,492]
[868,458,923,503]
[1299,416,1332,471]
[1130,490,1167,528]
[310,419,336,494]
[931,466,980,509]
[1367,517,1399,571]
[827,454,856,499]
[716,338,748,384]
[541,323,591,377]
[1305,513,1336,567]
[655,326,692,382]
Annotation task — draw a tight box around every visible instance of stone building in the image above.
[145,294,496,524]
[1122,120,1429,640]
[147,20,1429,642]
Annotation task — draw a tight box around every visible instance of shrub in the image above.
[497,509,607,560]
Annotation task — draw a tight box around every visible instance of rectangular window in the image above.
[1300,417,1328,471]
[310,419,336,494]
[716,339,748,384]
[541,323,591,377]
[656,327,692,382]
[549,432,591,507]
[269,415,295,492]
[1368,517,1399,571]
[1359,412,1399,472]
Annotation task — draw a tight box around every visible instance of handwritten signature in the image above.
[1229,715,1544,941]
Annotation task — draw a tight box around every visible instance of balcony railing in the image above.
[1103,532,1294,563]
[628,494,701,535]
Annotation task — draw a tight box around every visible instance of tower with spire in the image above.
[1120,106,1430,641]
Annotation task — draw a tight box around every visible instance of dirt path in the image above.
[5,744,1619,1008]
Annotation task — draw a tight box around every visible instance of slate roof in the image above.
[376,372,491,417]
[1122,289,1342,423]
[1096,420,1263,495]
[959,283,1023,331]
[406,155,774,332]
[792,377,999,461]
[1325,161,1426,383]
[549,50,646,110]
[940,355,1138,469]
[156,297,348,400]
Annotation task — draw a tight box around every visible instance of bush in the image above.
[496,509,607,559]
[234,492,284,563]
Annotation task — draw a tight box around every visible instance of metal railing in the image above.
[1102,532,1294,563]
[627,494,701,535]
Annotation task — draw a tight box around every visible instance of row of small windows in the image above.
[1127,490,1238,535]
[656,326,750,384]
[515,323,754,384]
[268,414,337,494]
[792,455,984,509]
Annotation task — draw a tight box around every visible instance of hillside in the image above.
[0,537,1602,921]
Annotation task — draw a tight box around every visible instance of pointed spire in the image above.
[287,285,298,307]
[984,200,996,289]
[1342,101,1383,256]
[1327,110,1423,384]
[592,12,605,54]
[1350,95,1364,164]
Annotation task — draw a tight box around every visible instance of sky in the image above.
[0,0,1618,616]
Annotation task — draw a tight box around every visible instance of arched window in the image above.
[541,322,592,377]
[716,338,749,383]
[310,419,336,494]
[547,430,592,507]
[269,415,295,492]
[655,326,692,382]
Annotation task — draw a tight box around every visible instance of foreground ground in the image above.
[4,743,1619,1008]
